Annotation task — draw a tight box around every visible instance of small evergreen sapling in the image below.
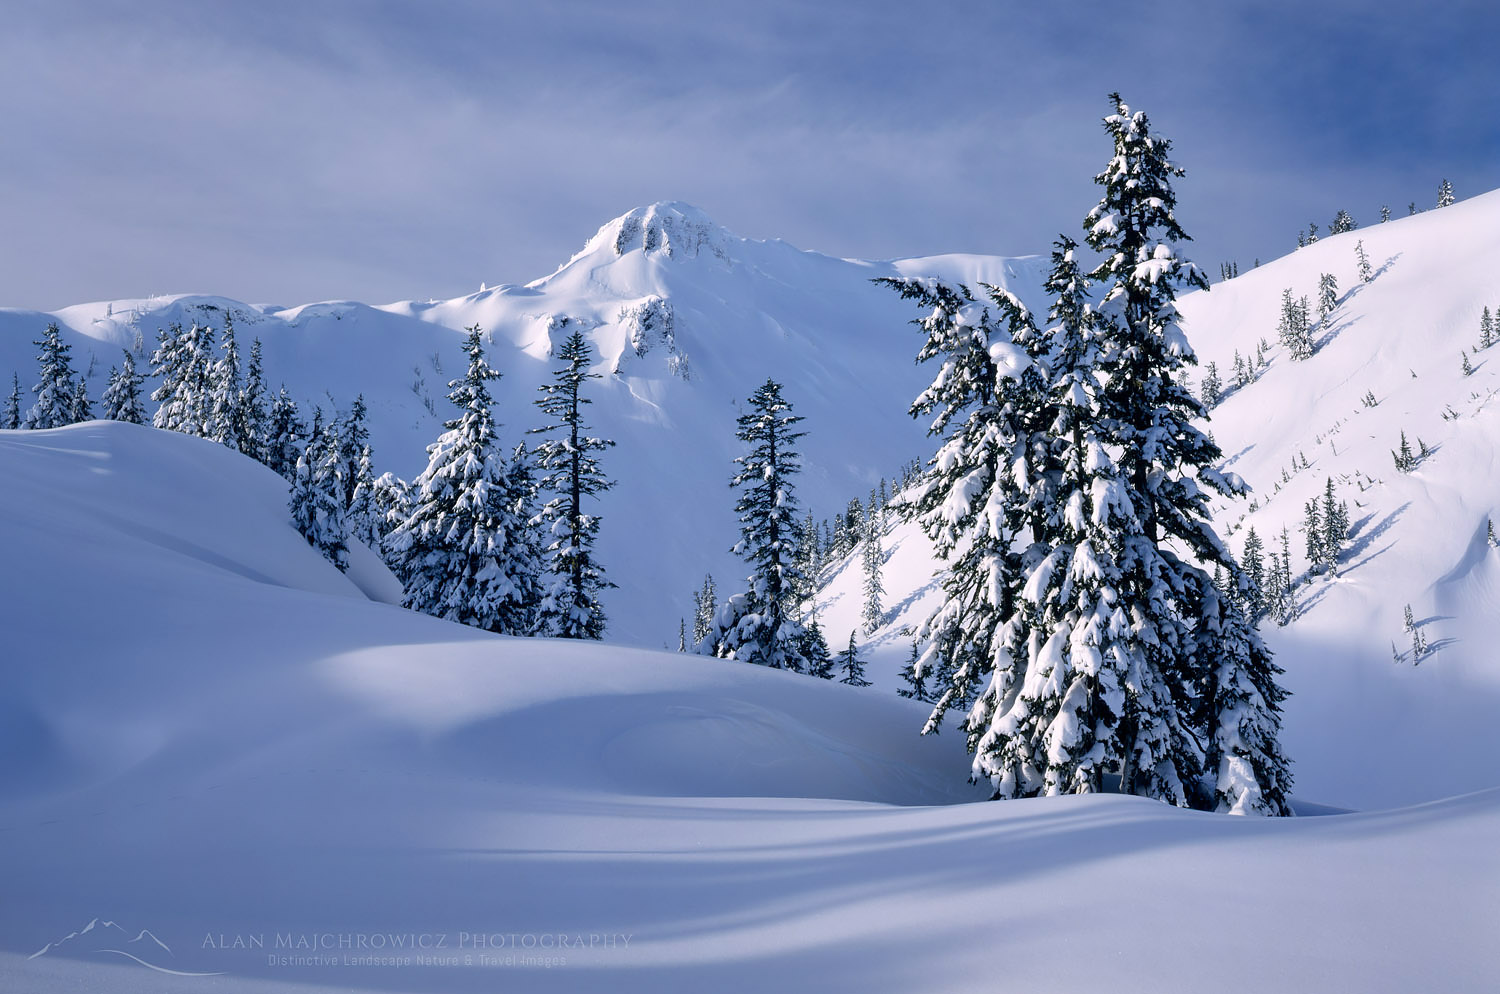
[3,373,20,429]
[801,617,835,679]
[1200,361,1222,408]
[24,323,79,429]
[837,632,870,687]
[1437,179,1455,208]
[101,350,147,424]
[860,525,885,634]
[1355,241,1372,283]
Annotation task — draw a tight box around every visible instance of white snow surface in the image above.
[4,198,1500,990]
[1,418,1497,992]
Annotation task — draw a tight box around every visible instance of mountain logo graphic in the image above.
[29,918,225,977]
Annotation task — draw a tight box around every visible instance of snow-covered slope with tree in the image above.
[815,188,1500,811]
[2,421,1496,993]
[0,203,1046,647]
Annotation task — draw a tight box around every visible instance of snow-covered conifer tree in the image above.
[3,373,20,429]
[335,395,370,508]
[1194,575,1292,815]
[1329,210,1356,234]
[708,379,810,669]
[530,330,615,639]
[1437,179,1454,208]
[1200,361,1222,408]
[1355,241,1373,283]
[385,326,543,635]
[288,414,349,572]
[860,526,885,634]
[879,277,1036,733]
[837,631,870,687]
[25,323,80,429]
[264,387,306,480]
[70,376,92,423]
[1317,273,1338,325]
[238,338,269,461]
[692,574,717,646]
[101,350,147,424]
[1479,307,1494,351]
[1380,205,1391,223]
[1241,527,1266,621]
[205,317,243,449]
[1318,477,1348,574]
[151,322,216,436]
[800,616,835,679]
[897,642,931,702]
[345,444,382,547]
[1080,94,1286,808]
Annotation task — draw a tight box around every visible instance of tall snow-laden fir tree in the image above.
[3,373,20,429]
[238,337,269,461]
[151,322,216,436]
[205,316,243,450]
[1194,575,1293,814]
[923,93,1293,812]
[265,387,306,480]
[1437,179,1454,208]
[288,412,349,572]
[530,330,615,640]
[1318,477,1349,574]
[25,323,79,430]
[692,574,717,646]
[860,525,885,634]
[837,631,871,687]
[704,379,811,670]
[1241,527,1266,621]
[877,277,1035,733]
[101,350,147,424]
[345,444,382,547]
[335,396,371,508]
[385,326,544,635]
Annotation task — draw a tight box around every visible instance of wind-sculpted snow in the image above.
[1,421,1496,993]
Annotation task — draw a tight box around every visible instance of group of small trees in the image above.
[888,94,1291,815]
[5,315,616,642]
[385,326,615,639]
[6,323,101,429]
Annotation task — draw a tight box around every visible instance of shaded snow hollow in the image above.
[1,421,1496,994]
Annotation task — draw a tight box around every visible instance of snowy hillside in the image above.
[0,202,1045,647]
[3,422,1497,993]
[815,189,1500,811]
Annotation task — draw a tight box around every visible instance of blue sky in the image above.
[1,0,1494,309]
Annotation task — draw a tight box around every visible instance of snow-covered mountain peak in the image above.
[589,201,736,263]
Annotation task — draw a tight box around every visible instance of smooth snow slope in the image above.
[813,190,1500,811]
[0,203,1047,648]
[3,423,1498,993]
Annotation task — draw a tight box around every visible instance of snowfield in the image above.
[4,193,1500,991]
[2,422,1498,993]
